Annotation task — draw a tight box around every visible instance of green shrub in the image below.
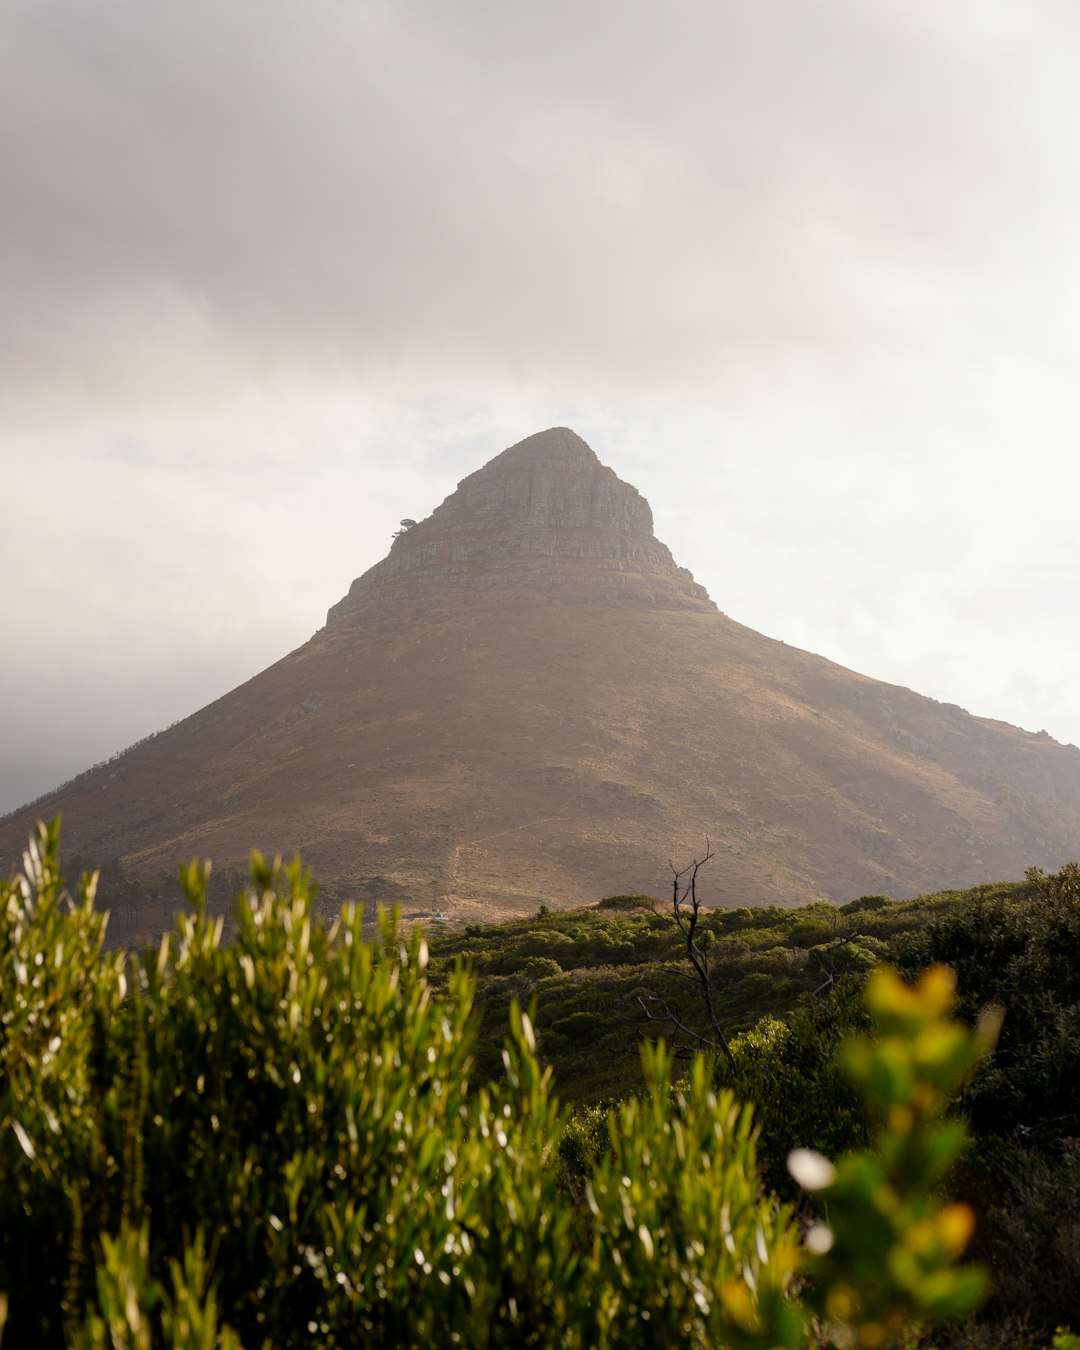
[1,825,804,1348]
[716,980,871,1197]
[0,821,128,1343]
[556,1102,611,1189]
[548,1011,609,1046]
[596,895,655,912]
[978,1143,1080,1338]
[893,863,1080,1143]
[840,895,894,916]
[520,955,563,983]
[1,825,1001,1349]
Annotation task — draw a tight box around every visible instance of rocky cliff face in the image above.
[327,427,713,624]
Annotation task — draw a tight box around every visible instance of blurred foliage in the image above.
[791,966,1000,1348]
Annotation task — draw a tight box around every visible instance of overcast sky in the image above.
[2,0,1079,815]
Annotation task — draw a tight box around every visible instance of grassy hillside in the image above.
[430,875,1035,1103]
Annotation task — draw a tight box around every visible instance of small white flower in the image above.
[787,1148,837,1192]
[805,1224,834,1255]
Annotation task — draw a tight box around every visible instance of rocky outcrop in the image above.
[327,427,713,624]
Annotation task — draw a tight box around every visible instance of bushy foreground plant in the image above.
[2,824,1004,1348]
[2,824,798,1348]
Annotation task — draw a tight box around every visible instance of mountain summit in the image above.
[5,428,1080,941]
[327,427,711,621]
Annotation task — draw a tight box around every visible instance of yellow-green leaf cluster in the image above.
[792,966,1001,1348]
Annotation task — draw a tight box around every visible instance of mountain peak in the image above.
[327,428,713,625]
[487,424,597,462]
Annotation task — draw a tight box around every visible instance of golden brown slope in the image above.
[3,428,1079,934]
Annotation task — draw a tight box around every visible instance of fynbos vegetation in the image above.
[2,822,1077,1346]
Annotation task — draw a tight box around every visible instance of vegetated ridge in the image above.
[425,875,1020,1106]
[4,426,1080,947]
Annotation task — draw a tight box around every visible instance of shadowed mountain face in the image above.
[5,427,1080,940]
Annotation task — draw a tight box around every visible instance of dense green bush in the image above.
[838,895,893,917]
[596,894,656,912]
[714,980,871,1198]
[2,824,803,1348]
[893,862,1080,1143]
[972,1142,1080,1341]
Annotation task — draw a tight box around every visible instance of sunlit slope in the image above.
[4,426,1079,924]
[5,593,1078,922]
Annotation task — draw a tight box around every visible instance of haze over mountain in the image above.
[6,4,1080,818]
[4,427,1080,939]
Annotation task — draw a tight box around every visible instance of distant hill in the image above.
[5,426,1080,943]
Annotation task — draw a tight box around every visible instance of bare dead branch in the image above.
[632,991,719,1051]
[654,843,736,1066]
[808,915,863,1000]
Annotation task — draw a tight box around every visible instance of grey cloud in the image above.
[4,0,1075,403]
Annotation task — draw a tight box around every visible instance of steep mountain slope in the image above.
[4,427,1079,937]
